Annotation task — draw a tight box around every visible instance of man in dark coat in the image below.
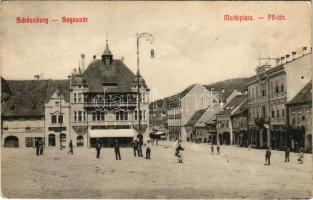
[211,144,214,154]
[35,139,40,156]
[137,134,143,157]
[68,140,73,155]
[96,140,101,159]
[114,140,121,160]
[132,139,138,157]
[145,140,151,159]
[216,144,220,155]
[285,146,290,162]
[39,140,44,155]
[265,147,271,165]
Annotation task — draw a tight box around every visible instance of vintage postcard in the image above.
[0,1,312,199]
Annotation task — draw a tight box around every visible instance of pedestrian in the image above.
[132,140,138,157]
[211,144,214,154]
[248,144,251,151]
[35,139,40,156]
[146,140,151,159]
[114,140,121,160]
[298,148,304,164]
[39,140,43,155]
[265,147,271,165]
[216,144,220,155]
[137,134,143,157]
[68,140,73,155]
[284,146,290,162]
[96,140,101,159]
[175,140,184,163]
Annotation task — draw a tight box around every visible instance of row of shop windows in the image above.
[3,135,84,148]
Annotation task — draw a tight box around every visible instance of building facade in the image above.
[216,94,247,145]
[167,84,219,141]
[1,39,150,148]
[247,50,311,149]
[286,80,312,152]
[231,103,248,147]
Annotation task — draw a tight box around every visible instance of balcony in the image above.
[84,102,137,111]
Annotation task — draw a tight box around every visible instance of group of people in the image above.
[264,146,305,166]
[95,136,152,160]
[95,139,123,160]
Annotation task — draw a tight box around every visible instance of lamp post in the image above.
[136,32,154,142]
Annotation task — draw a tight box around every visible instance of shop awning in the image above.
[154,131,165,135]
[89,129,136,138]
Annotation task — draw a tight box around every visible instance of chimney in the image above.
[286,54,291,62]
[280,56,285,65]
[292,51,297,60]
[81,54,85,72]
[34,75,39,80]
[93,55,96,60]
[302,46,307,54]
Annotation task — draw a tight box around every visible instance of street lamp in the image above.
[136,32,154,143]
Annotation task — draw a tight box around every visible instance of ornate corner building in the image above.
[1,40,150,148]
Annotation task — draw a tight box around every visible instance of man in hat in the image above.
[96,139,101,159]
[114,140,121,160]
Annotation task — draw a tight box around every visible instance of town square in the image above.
[2,141,312,199]
[1,1,312,199]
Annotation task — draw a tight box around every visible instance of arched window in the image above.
[60,133,66,142]
[77,135,84,147]
[48,134,56,146]
[4,136,19,148]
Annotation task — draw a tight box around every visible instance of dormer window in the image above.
[55,101,59,107]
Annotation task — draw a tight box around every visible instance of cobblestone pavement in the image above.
[1,141,312,199]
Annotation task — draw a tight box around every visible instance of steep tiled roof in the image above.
[288,80,312,105]
[167,84,197,109]
[231,100,248,117]
[2,79,69,117]
[1,77,11,94]
[217,94,247,116]
[185,109,206,126]
[1,77,12,103]
[83,59,135,93]
[195,104,222,127]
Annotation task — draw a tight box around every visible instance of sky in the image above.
[0,1,311,100]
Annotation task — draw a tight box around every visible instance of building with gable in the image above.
[286,80,312,152]
[166,84,220,141]
[216,94,247,145]
[247,48,311,149]
[1,38,150,148]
